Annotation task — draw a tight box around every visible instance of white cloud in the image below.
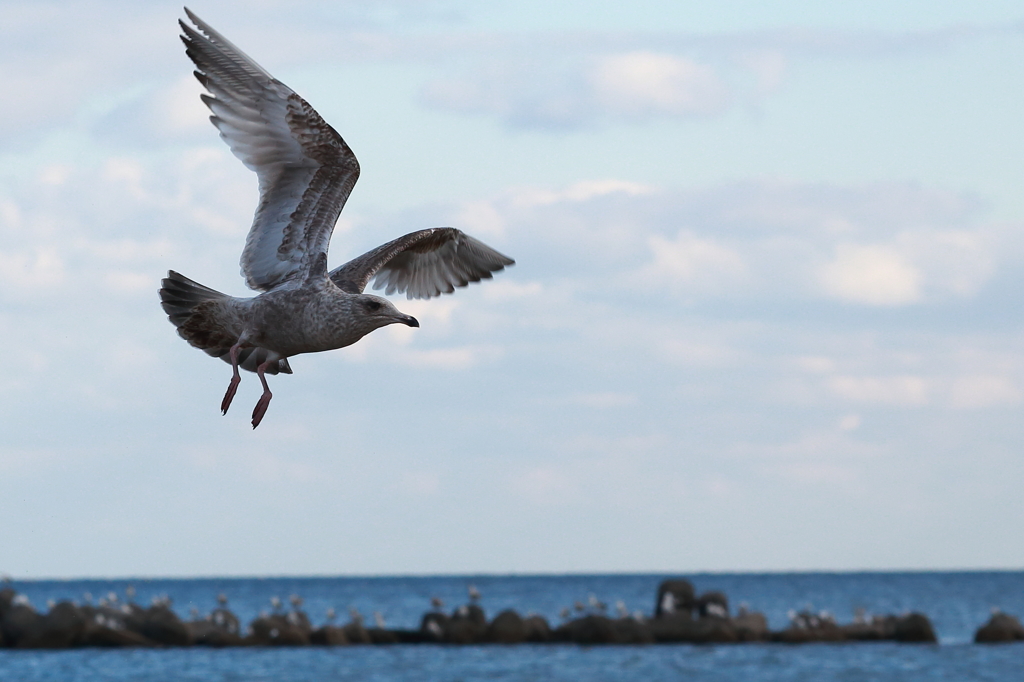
[590,51,730,117]
[511,179,655,208]
[481,280,543,301]
[947,374,1021,409]
[736,49,787,96]
[818,243,922,305]
[511,466,580,506]
[838,414,862,431]
[829,374,931,406]
[0,248,66,296]
[644,231,747,290]
[421,51,732,128]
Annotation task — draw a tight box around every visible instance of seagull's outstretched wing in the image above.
[329,228,514,299]
[180,8,359,292]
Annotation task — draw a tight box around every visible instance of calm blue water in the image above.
[2,572,1023,681]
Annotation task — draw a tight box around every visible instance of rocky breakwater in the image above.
[772,608,937,644]
[974,611,1024,643]
[0,579,955,649]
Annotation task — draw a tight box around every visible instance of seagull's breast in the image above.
[249,288,368,357]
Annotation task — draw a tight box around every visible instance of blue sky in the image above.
[0,0,1022,578]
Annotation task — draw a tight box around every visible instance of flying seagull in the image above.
[160,9,514,428]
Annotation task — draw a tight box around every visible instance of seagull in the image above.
[160,9,514,428]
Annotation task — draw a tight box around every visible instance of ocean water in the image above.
[2,572,1023,681]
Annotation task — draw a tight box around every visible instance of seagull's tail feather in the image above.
[160,270,228,326]
[159,271,292,375]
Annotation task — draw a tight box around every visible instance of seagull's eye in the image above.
[366,300,382,312]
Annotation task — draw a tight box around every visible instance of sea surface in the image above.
[1,572,1022,681]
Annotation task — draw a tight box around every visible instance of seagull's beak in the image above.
[400,314,419,328]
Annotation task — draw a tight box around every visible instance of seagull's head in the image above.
[355,294,419,330]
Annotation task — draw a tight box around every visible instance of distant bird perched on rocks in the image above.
[430,597,445,611]
[467,585,482,603]
[161,9,514,428]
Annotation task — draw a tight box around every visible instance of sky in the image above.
[0,0,1022,578]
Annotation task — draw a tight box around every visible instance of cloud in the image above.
[443,179,1012,312]
[947,374,1021,409]
[644,231,747,291]
[590,51,731,118]
[818,243,922,305]
[421,51,732,128]
[829,374,931,406]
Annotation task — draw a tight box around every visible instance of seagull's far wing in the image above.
[180,9,359,292]
[328,228,514,299]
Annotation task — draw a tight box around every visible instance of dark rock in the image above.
[248,614,310,646]
[366,628,399,644]
[419,612,448,642]
[655,580,696,617]
[697,591,729,619]
[891,613,936,643]
[186,620,244,647]
[0,588,15,620]
[975,613,1024,643]
[443,617,486,644]
[139,605,192,646]
[81,625,154,647]
[650,613,738,644]
[557,615,619,645]
[524,615,551,643]
[342,620,372,645]
[443,604,487,644]
[485,610,527,644]
[118,604,148,632]
[208,608,241,636]
[839,619,889,641]
[452,603,487,626]
[773,622,844,643]
[22,602,88,648]
[310,625,349,645]
[730,612,769,642]
[1,603,43,648]
[612,617,654,644]
[287,610,313,635]
[389,629,432,644]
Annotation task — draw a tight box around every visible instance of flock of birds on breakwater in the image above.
[1,578,1022,649]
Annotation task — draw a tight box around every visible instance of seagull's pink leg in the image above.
[221,342,243,415]
[251,359,274,429]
